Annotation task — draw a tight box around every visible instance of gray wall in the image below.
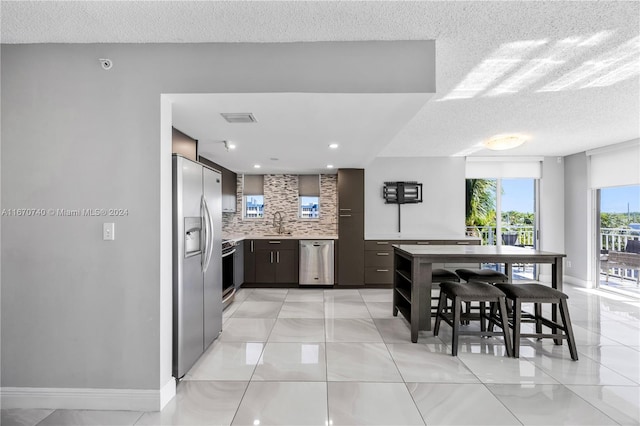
[364,157,466,237]
[1,42,434,392]
[564,152,593,285]
[539,157,565,281]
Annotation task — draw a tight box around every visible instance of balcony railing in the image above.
[464,226,639,283]
[601,227,640,282]
[601,227,640,252]
[465,225,535,247]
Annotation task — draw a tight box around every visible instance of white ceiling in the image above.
[171,93,431,173]
[2,1,639,173]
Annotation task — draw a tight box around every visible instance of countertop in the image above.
[223,234,338,242]
[223,234,477,242]
[393,244,564,257]
[364,234,480,241]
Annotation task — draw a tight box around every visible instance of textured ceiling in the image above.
[2,1,639,167]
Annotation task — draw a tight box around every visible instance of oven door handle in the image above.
[222,287,236,305]
[222,248,237,258]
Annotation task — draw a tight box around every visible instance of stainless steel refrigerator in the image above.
[172,154,222,378]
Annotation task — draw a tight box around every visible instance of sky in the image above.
[499,180,640,214]
[601,185,640,213]
[501,179,534,213]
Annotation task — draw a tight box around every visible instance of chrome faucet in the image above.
[273,211,286,234]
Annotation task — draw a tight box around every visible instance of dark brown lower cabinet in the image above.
[244,239,256,283]
[255,249,297,284]
[364,241,397,285]
[274,249,298,283]
[337,213,364,286]
[248,239,299,285]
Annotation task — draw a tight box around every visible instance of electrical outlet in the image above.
[567,260,572,268]
[103,223,115,241]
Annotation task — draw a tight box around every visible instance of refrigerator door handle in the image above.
[200,195,208,269]
[206,196,215,261]
[202,196,214,273]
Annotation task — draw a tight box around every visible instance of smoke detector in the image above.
[220,113,257,123]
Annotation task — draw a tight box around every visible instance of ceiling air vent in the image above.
[220,113,257,123]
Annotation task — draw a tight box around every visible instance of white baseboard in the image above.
[537,273,593,289]
[538,273,552,284]
[1,381,176,411]
[563,274,594,288]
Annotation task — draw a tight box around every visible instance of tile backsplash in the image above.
[222,174,338,236]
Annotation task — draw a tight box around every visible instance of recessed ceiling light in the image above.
[328,143,339,149]
[224,141,236,150]
[483,134,529,150]
[327,165,334,169]
[253,164,261,169]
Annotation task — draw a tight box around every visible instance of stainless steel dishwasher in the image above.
[299,240,335,285]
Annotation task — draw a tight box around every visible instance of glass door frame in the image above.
[476,178,540,280]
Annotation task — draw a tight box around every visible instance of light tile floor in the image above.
[2,286,640,426]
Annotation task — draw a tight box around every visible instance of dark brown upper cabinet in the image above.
[172,127,198,162]
[337,168,365,213]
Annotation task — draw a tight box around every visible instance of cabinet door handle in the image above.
[276,251,280,263]
[339,214,352,217]
[416,241,430,245]
[269,241,281,244]
[270,251,274,263]
[456,241,470,245]
[251,240,254,252]
[376,269,389,272]
[339,208,352,211]
[376,242,389,245]
[377,252,390,256]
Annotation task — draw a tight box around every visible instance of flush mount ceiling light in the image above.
[220,113,257,123]
[483,134,529,150]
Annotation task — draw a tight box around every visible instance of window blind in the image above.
[587,139,640,188]
[298,175,320,196]
[466,157,542,179]
[243,175,264,195]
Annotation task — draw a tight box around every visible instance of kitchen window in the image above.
[243,174,264,219]
[299,175,320,219]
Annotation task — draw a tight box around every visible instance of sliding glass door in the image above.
[597,184,640,294]
[466,177,538,280]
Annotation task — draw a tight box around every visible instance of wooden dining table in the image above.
[392,244,566,343]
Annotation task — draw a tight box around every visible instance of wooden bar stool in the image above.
[455,268,509,323]
[434,281,513,357]
[494,283,578,361]
[455,268,509,284]
[430,269,460,315]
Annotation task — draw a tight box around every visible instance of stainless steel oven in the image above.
[222,239,237,309]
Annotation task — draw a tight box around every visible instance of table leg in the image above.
[505,263,513,281]
[552,257,564,344]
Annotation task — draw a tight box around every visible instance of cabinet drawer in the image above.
[415,240,480,245]
[364,240,401,251]
[254,239,298,250]
[364,267,393,284]
[364,250,394,267]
